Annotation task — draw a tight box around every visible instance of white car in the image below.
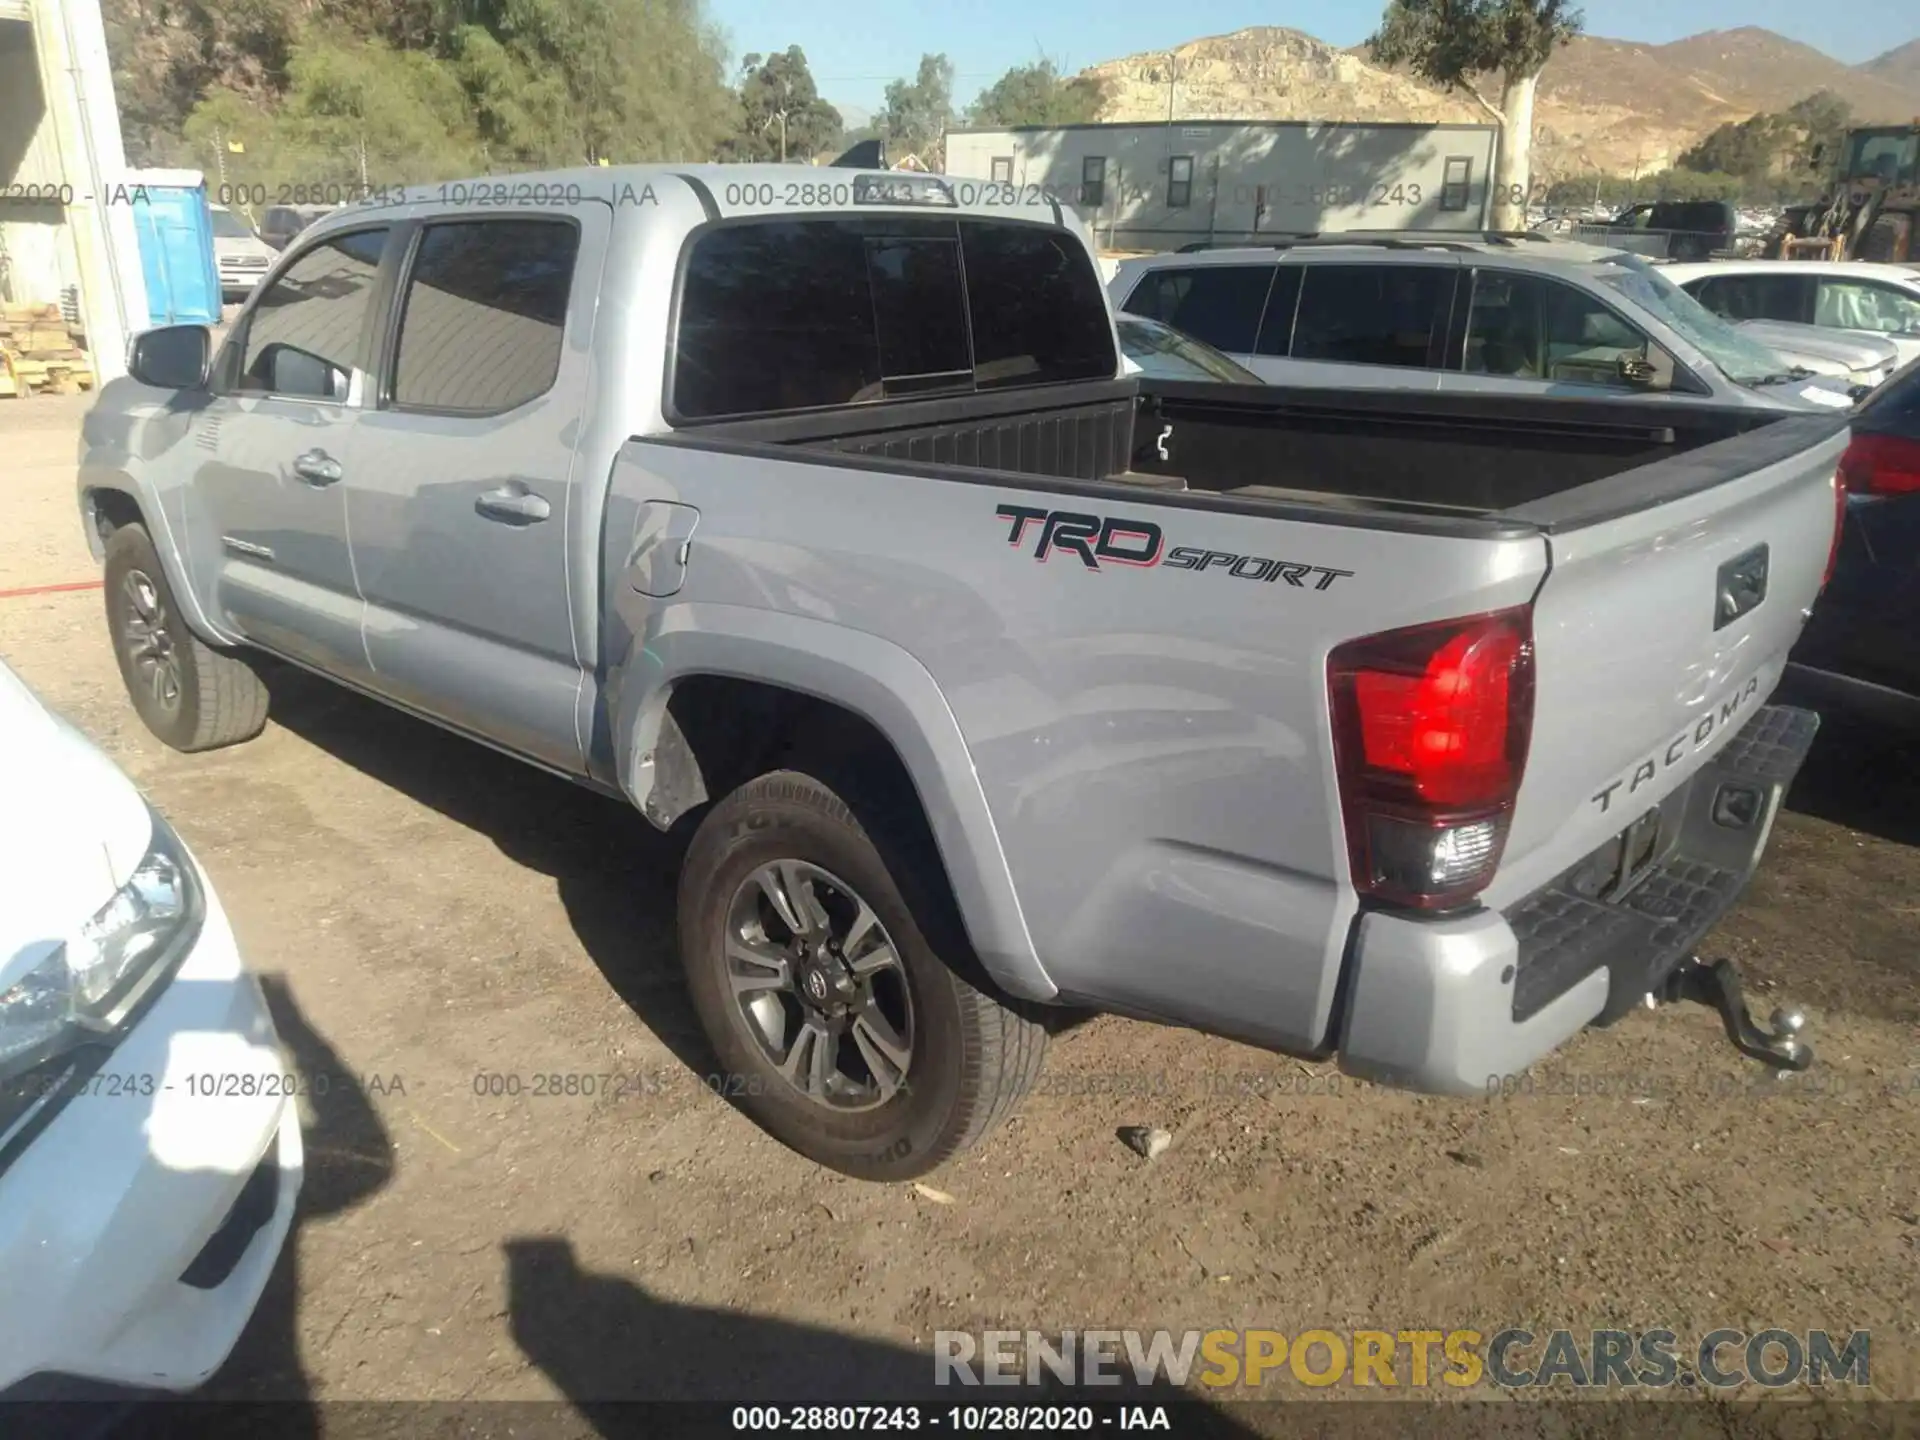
[209,206,278,302]
[1665,260,1920,368]
[0,660,300,1393]
[1731,319,1901,391]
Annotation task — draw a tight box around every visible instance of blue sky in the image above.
[706,0,1917,118]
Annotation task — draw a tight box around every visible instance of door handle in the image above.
[292,450,342,486]
[475,486,552,525]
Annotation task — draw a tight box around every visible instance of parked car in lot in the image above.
[1727,318,1899,393]
[1115,313,1264,383]
[208,206,277,303]
[1788,358,1920,725]
[1666,260,1920,369]
[1110,236,1857,413]
[0,661,299,1393]
[1592,200,1738,261]
[80,165,1843,1180]
[257,204,336,253]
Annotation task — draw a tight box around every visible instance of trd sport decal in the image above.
[994,505,1353,591]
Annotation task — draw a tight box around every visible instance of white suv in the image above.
[210,206,277,303]
[1664,260,1920,369]
[1110,236,1856,412]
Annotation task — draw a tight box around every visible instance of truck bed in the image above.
[666,377,1842,535]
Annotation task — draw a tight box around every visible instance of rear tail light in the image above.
[1839,432,1920,497]
[1328,607,1535,911]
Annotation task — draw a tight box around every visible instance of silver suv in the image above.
[1110,235,1855,412]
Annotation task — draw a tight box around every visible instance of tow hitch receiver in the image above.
[1656,956,1813,1072]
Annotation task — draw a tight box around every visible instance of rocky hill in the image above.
[1081,25,1920,179]
[1861,38,1920,92]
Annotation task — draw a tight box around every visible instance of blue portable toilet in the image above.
[124,170,222,328]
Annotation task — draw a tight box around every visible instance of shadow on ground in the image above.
[1784,712,1920,849]
[256,663,715,1076]
[196,973,396,1417]
[505,1236,1261,1432]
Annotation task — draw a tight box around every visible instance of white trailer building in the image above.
[2,0,146,380]
[945,120,1500,252]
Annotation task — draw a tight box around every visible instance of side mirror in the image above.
[1617,353,1658,386]
[259,343,349,401]
[128,325,211,390]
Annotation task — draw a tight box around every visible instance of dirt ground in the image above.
[3,394,1918,1428]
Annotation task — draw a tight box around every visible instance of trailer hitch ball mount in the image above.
[1651,955,1814,1073]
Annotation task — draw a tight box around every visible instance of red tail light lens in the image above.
[1328,608,1535,911]
[1839,432,1920,497]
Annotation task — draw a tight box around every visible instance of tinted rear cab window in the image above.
[672,217,1115,420]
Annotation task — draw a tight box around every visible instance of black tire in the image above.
[103,522,269,753]
[677,769,1047,1181]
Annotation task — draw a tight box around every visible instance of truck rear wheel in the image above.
[103,523,269,753]
[677,769,1046,1181]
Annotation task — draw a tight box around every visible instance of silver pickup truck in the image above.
[78,166,1848,1180]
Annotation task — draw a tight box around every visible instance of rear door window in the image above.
[1689,272,1814,324]
[1464,271,1548,378]
[390,218,580,414]
[1292,263,1450,369]
[1814,279,1920,336]
[672,217,1116,420]
[1118,266,1274,354]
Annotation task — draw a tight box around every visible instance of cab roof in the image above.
[300,164,1070,235]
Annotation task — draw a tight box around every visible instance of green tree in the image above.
[1786,91,1852,177]
[723,47,843,162]
[1369,0,1583,230]
[105,0,739,179]
[273,31,485,186]
[1679,115,1779,180]
[1678,90,1853,200]
[879,53,955,168]
[1642,168,1745,202]
[179,87,284,204]
[966,60,1107,128]
[442,0,735,164]
[103,0,303,161]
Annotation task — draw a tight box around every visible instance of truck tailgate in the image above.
[1485,416,1848,911]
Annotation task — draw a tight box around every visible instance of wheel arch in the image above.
[80,475,231,646]
[608,604,1055,1003]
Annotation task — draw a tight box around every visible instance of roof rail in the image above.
[1172,228,1560,255]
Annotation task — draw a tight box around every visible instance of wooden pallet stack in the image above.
[0,303,96,398]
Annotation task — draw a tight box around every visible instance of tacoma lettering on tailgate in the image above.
[1590,674,1762,814]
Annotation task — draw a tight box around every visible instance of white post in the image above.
[29,0,146,378]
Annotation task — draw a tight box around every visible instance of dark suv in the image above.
[1788,356,1920,724]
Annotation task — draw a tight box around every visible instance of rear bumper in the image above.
[1335,704,1818,1095]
